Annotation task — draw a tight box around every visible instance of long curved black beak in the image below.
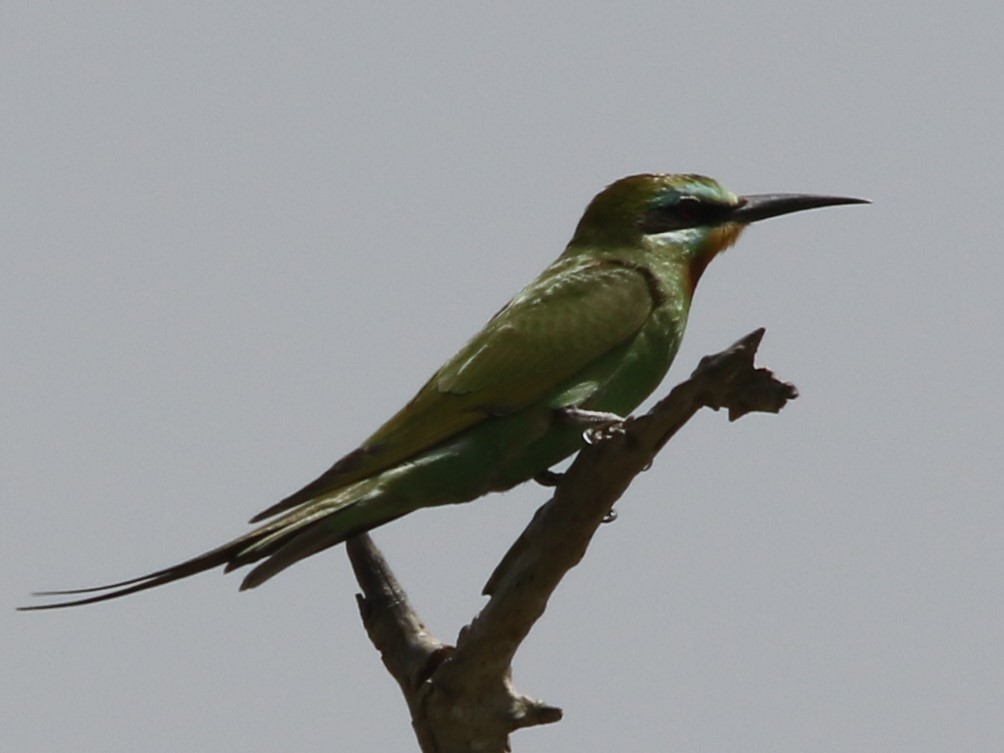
[732,193,869,224]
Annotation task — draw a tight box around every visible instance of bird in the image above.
[22,173,867,609]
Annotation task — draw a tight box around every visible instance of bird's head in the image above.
[569,173,867,286]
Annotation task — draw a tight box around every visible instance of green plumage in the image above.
[24,174,866,608]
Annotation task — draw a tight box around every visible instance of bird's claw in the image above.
[557,406,627,445]
[583,421,626,445]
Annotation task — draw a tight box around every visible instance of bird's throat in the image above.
[687,222,746,292]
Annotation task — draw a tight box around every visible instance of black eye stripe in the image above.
[638,196,731,234]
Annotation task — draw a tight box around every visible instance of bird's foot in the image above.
[583,422,627,445]
[557,406,627,445]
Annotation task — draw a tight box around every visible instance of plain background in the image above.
[4,3,1002,752]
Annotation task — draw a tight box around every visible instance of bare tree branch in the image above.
[347,328,796,752]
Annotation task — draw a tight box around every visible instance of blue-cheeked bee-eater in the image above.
[23,173,867,609]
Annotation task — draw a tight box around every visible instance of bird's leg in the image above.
[556,406,627,445]
[557,406,625,425]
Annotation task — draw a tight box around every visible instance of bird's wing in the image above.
[251,259,656,521]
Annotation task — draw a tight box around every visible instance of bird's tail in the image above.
[20,478,406,610]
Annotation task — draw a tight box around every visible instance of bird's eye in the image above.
[676,196,701,222]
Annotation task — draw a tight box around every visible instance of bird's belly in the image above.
[373,406,582,509]
[585,317,682,417]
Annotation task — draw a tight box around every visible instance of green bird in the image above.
[24,174,866,609]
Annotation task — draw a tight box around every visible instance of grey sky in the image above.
[3,3,1002,752]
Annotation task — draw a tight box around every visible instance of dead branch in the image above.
[346,328,796,752]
